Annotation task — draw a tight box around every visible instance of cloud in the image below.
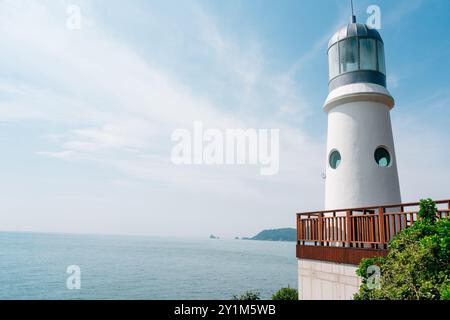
[394,89,450,202]
[387,73,400,88]
[0,0,324,236]
[383,0,423,27]
[1,0,447,238]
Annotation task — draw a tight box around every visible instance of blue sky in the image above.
[0,0,449,237]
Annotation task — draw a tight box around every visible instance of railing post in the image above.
[318,212,323,246]
[346,210,352,248]
[447,201,450,219]
[378,207,386,249]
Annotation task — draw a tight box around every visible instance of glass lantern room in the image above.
[327,22,386,91]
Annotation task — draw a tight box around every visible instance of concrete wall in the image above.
[298,259,361,300]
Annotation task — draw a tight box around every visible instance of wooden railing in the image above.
[296,200,450,264]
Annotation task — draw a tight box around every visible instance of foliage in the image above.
[232,286,299,300]
[271,287,298,300]
[354,199,450,300]
[231,290,261,300]
[440,284,450,300]
[418,198,438,223]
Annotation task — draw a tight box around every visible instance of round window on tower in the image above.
[329,150,341,169]
[374,147,391,167]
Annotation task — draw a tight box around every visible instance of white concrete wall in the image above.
[323,83,401,210]
[298,259,361,300]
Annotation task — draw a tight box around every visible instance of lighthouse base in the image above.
[298,259,361,300]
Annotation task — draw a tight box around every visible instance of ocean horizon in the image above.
[0,231,297,300]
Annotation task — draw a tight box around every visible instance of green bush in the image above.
[271,287,298,300]
[231,290,261,300]
[418,198,438,223]
[354,199,450,300]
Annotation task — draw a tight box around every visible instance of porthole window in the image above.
[374,147,391,167]
[329,150,341,169]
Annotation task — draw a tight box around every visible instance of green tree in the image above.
[231,290,261,300]
[354,199,450,300]
[271,287,298,300]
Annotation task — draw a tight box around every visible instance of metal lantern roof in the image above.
[328,23,383,50]
[326,16,387,92]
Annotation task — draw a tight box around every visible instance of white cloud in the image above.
[394,90,450,202]
[387,73,400,88]
[0,0,324,237]
[1,0,447,239]
[383,0,423,27]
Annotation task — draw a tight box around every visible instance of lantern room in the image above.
[327,19,387,92]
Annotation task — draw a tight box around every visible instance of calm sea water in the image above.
[0,232,297,300]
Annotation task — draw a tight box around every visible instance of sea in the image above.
[0,232,297,300]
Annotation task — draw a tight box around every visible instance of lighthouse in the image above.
[323,15,401,210]
[296,12,448,301]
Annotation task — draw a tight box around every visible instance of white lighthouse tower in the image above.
[324,15,401,210]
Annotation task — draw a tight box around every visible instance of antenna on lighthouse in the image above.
[350,0,357,23]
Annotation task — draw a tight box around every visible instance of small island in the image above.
[209,234,219,239]
[243,228,296,242]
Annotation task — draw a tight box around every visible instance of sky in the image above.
[0,0,449,238]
